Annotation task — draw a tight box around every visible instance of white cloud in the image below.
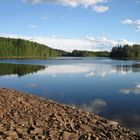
[120,89,130,94]
[0,34,136,52]
[37,37,92,52]
[122,19,133,25]
[85,72,95,77]
[23,0,109,6]
[122,19,140,32]
[23,0,110,13]
[81,99,107,114]
[93,5,109,13]
[86,36,134,51]
[29,24,37,29]
[39,65,91,74]
[135,20,140,31]
[37,62,132,78]
[120,83,140,95]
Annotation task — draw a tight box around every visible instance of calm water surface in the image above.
[0,57,140,132]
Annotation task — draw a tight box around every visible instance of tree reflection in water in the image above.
[0,63,46,77]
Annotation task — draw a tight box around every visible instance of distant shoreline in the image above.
[0,56,140,61]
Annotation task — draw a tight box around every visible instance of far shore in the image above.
[0,56,140,61]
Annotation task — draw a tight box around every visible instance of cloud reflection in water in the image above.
[37,63,138,77]
[120,83,140,95]
[81,99,107,114]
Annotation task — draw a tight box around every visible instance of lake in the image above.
[0,57,140,132]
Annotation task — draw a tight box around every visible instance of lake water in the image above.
[0,57,140,132]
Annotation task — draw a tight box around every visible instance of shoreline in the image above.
[0,88,139,140]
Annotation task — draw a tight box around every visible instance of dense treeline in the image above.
[63,50,110,57]
[110,44,140,59]
[0,63,45,77]
[4,37,139,59]
[0,37,110,58]
[0,37,65,58]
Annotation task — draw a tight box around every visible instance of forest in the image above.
[0,37,110,58]
[1,37,140,59]
[0,37,65,58]
[110,44,140,59]
[63,50,110,57]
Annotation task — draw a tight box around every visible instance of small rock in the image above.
[108,121,118,128]
[63,131,78,140]
[80,124,93,132]
[31,127,43,135]
[7,130,18,139]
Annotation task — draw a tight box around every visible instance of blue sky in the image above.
[0,0,140,51]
